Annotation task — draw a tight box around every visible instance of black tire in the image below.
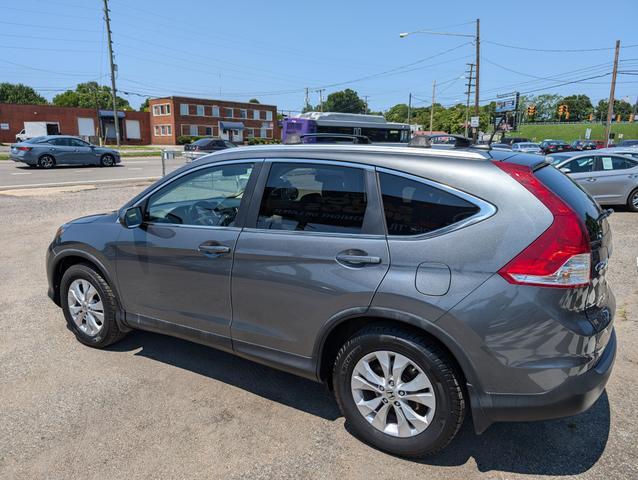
[100,154,116,167]
[333,326,465,458]
[38,154,56,169]
[60,263,127,348]
[627,188,638,212]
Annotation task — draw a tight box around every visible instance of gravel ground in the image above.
[0,184,637,480]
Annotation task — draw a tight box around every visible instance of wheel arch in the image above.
[50,250,130,331]
[314,308,489,433]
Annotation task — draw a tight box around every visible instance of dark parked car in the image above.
[184,138,237,162]
[499,136,529,146]
[571,140,597,151]
[10,135,120,168]
[618,139,638,147]
[47,143,616,458]
[539,140,572,154]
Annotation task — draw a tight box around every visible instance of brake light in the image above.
[492,161,591,288]
[17,146,32,151]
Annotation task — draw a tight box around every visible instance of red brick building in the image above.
[149,96,279,145]
[0,103,151,145]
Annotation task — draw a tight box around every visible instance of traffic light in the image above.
[527,105,536,118]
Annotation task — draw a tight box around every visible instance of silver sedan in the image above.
[556,152,638,211]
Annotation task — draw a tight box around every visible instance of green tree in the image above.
[527,94,562,121]
[561,94,593,121]
[0,82,47,105]
[139,97,150,112]
[322,88,367,113]
[52,82,131,110]
[595,99,633,121]
[248,98,260,104]
[385,104,409,123]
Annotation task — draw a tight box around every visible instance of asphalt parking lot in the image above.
[1,183,637,480]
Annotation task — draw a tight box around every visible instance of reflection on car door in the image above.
[588,155,638,204]
[230,160,390,360]
[47,138,74,164]
[68,138,94,165]
[561,156,595,192]
[115,161,260,348]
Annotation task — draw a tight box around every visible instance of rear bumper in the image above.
[471,328,616,433]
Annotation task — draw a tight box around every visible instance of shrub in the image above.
[176,135,206,145]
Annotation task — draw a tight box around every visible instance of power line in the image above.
[484,39,638,53]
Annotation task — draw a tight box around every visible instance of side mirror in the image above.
[560,167,571,174]
[120,206,143,228]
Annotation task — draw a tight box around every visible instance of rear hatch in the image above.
[533,163,614,356]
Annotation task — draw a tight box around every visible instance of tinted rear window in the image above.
[534,165,601,237]
[379,172,480,236]
[193,138,214,146]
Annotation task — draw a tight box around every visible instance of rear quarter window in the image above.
[379,172,480,236]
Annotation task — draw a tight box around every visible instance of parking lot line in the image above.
[0,176,159,190]
[10,172,31,175]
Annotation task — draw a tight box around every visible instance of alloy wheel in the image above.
[632,191,638,209]
[40,156,54,168]
[67,279,105,336]
[350,350,436,438]
[102,155,114,166]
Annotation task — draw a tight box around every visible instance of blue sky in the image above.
[1,0,637,112]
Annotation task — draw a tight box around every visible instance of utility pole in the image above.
[604,40,621,146]
[318,89,325,112]
[464,63,474,138]
[102,0,120,147]
[429,80,436,134]
[473,18,480,143]
[304,87,309,111]
[407,93,412,126]
[363,95,369,114]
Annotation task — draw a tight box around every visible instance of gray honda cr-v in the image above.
[46,142,616,458]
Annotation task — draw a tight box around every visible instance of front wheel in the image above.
[60,263,128,348]
[100,154,116,167]
[627,188,638,212]
[38,155,56,169]
[333,326,465,458]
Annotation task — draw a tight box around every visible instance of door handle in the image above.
[198,244,231,255]
[336,254,382,265]
[586,177,597,182]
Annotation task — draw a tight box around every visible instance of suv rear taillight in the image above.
[492,161,591,288]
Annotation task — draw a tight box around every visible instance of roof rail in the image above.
[283,133,371,145]
[408,134,492,150]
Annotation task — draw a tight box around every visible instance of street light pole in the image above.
[604,40,621,146]
[102,0,120,147]
[473,18,480,143]
[429,80,436,134]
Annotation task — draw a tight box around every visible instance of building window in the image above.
[196,105,204,116]
[265,110,273,121]
[260,127,267,138]
[240,109,247,119]
[154,124,172,136]
[246,128,254,138]
[253,110,260,120]
[180,103,189,115]
[225,108,233,118]
[212,106,220,117]
[205,126,212,136]
[190,125,198,136]
[152,103,171,116]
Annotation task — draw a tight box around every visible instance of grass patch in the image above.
[0,153,9,160]
[515,123,638,142]
[120,151,162,158]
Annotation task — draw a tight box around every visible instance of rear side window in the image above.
[562,156,594,173]
[378,172,479,236]
[596,156,637,171]
[257,163,367,233]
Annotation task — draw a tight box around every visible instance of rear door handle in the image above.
[198,244,231,255]
[336,254,382,265]
[586,177,597,182]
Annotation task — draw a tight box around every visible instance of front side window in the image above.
[69,138,89,147]
[379,172,480,236]
[257,163,367,233]
[146,163,254,227]
[563,157,594,173]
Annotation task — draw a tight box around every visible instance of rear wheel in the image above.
[332,326,465,458]
[100,154,116,167]
[38,154,56,169]
[60,263,127,348]
[627,188,638,212]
